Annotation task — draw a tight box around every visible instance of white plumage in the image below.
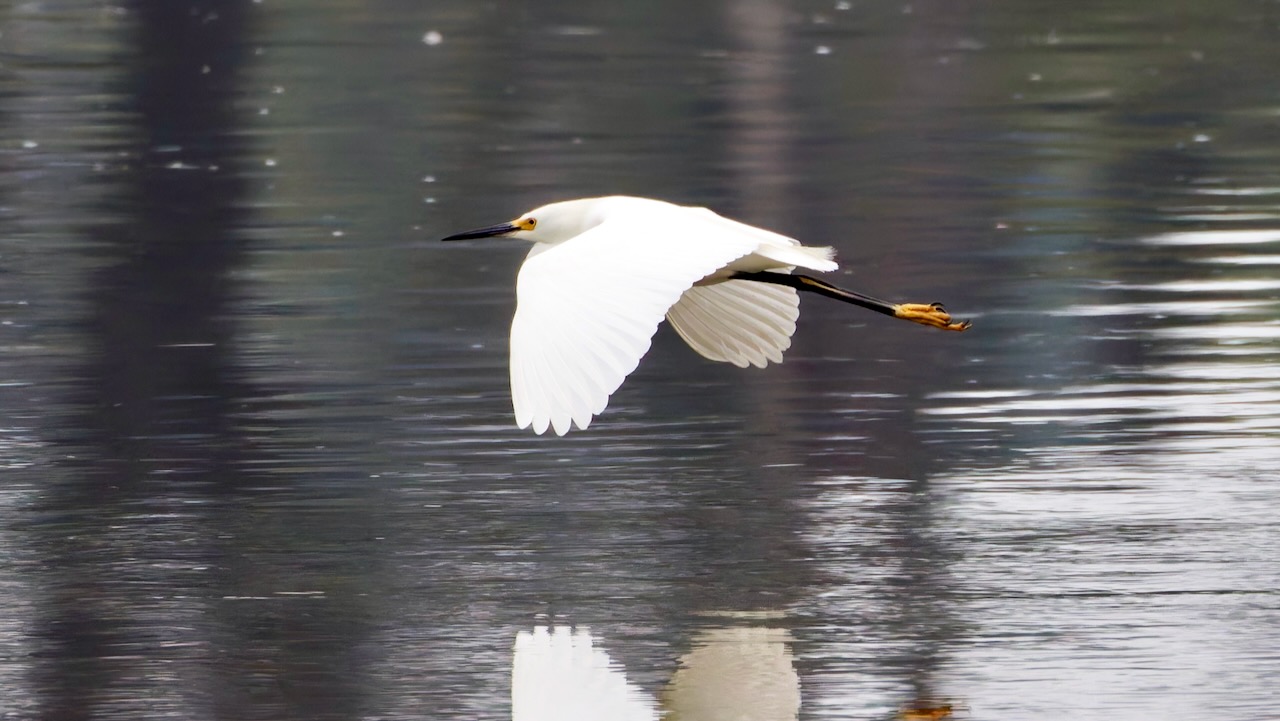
[442,195,967,435]
[509,198,834,435]
[666,280,799,368]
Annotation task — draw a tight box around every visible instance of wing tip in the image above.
[517,411,597,436]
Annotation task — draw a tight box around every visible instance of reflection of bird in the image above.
[897,703,959,720]
[512,624,800,721]
[444,196,970,435]
[661,626,800,721]
[512,627,656,721]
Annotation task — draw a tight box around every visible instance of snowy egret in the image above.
[443,196,970,435]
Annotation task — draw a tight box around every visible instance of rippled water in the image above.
[2,1,1279,719]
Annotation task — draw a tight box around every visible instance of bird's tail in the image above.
[756,243,838,273]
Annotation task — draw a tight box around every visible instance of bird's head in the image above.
[441,198,607,246]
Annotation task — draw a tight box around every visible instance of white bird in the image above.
[443,196,969,435]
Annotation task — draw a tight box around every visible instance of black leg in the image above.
[731,271,971,331]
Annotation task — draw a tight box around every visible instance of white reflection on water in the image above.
[923,381,1280,426]
[1194,255,1280,265]
[662,626,800,721]
[1146,321,1280,341]
[512,627,656,721]
[1051,299,1271,317]
[1107,279,1280,293]
[1139,229,1280,245]
[512,622,800,721]
[1188,187,1280,196]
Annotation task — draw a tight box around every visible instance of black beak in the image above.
[441,222,519,241]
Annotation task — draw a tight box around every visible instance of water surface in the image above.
[2,1,1279,719]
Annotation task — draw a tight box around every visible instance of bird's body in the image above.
[443,196,968,435]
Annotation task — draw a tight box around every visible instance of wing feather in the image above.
[510,213,762,435]
[666,280,799,368]
[687,208,838,272]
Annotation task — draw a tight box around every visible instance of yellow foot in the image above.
[893,302,972,331]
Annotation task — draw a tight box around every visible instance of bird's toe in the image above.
[894,302,971,332]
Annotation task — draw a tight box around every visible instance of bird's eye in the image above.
[520,217,537,231]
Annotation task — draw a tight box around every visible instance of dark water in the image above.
[3,1,1279,719]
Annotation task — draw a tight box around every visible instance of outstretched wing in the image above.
[665,279,800,368]
[510,212,761,435]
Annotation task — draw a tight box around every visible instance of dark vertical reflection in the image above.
[890,477,963,710]
[28,3,371,719]
[32,2,251,716]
